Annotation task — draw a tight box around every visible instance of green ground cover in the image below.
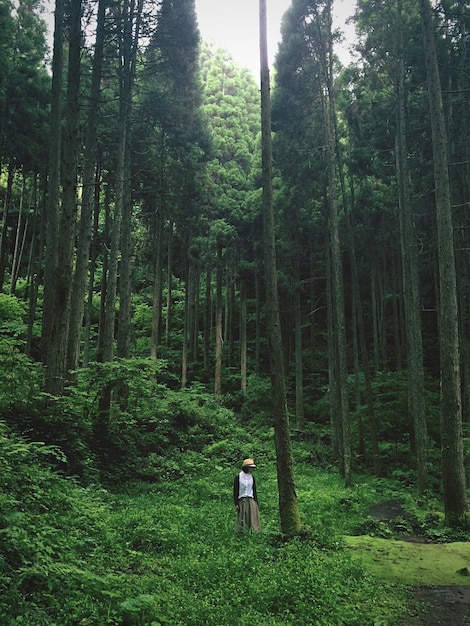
[345,536,470,586]
[1,420,408,625]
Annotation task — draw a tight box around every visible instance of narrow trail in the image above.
[347,500,470,626]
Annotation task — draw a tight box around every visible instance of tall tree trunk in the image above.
[326,239,341,461]
[83,171,101,367]
[419,0,467,524]
[240,279,247,394]
[181,272,189,389]
[260,0,301,535]
[255,261,261,373]
[294,279,305,429]
[45,0,81,395]
[102,0,143,363]
[165,221,173,347]
[42,0,63,365]
[203,268,211,374]
[214,244,223,400]
[321,6,351,485]
[117,145,133,360]
[9,172,26,294]
[0,165,15,290]
[97,180,110,362]
[67,0,106,374]
[396,0,428,495]
[349,231,381,475]
[371,266,380,372]
[151,207,163,359]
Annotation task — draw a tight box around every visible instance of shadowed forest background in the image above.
[1,0,470,623]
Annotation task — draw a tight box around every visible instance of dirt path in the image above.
[404,585,470,625]
[353,499,470,626]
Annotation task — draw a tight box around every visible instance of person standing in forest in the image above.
[233,458,261,533]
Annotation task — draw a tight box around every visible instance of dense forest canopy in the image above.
[1,0,470,532]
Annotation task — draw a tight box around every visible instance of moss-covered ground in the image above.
[345,536,470,586]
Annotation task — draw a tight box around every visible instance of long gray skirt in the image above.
[235,497,261,533]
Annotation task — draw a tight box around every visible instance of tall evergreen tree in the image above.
[260,0,301,536]
[419,0,467,525]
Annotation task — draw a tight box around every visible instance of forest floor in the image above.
[358,499,470,626]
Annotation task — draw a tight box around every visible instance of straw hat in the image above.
[242,458,256,468]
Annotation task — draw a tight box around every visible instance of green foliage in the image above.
[0,409,415,626]
[0,339,43,409]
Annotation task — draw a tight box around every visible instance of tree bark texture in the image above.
[67,0,106,373]
[419,0,467,524]
[45,0,81,395]
[260,0,301,536]
[396,0,428,495]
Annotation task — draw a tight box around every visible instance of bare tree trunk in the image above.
[203,268,211,374]
[97,181,110,362]
[396,0,428,495]
[165,221,173,346]
[67,0,106,373]
[294,281,305,429]
[42,0,63,364]
[240,279,247,394]
[0,165,15,290]
[255,261,261,373]
[151,208,163,359]
[83,171,101,367]
[420,0,467,524]
[45,0,81,395]
[102,0,143,364]
[181,272,189,389]
[326,237,341,461]
[9,172,27,294]
[214,244,223,400]
[323,63,351,486]
[117,146,133,360]
[260,0,301,535]
[371,267,380,372]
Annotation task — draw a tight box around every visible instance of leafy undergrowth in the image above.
[0,418,409,626]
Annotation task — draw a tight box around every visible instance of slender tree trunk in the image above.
[240,279,247,394]
[191,261,200,363]
[294,280,305,429]
[326,237,341,461]
[97,181,110,362]
[260,0,301,535]
[371,267,380,372]
[151,207,163,359]
[214,244,223,400]
[42,0,63,363]
[117,145,133,360]
[396,0,428,495]
[420,0,467,524]
[102,0,143,363]
[83,170,101,367]
[352,287,365,459]
[203,268,211,374]
[0,165,15,290]
[67,0,106,373]
[255,261,261,373]
[165,221,173,346]
[45,0,81,395]
[9,172,26,294]
[181,272,189,389]
[324,80,351,486]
